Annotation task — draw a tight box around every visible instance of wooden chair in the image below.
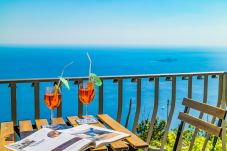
[173,98,227,151]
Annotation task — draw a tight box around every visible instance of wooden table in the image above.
[0,114,148,151]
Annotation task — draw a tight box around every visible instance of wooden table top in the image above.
[0,114,148,151]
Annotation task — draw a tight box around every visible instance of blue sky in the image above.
[0,0,227,47]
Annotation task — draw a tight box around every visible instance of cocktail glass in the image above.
[44,85,62,129]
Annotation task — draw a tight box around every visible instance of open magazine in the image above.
[5,124,129,151]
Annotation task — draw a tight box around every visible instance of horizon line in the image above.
[0,44,227,49]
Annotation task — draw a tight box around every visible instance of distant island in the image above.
[156,57,178,62]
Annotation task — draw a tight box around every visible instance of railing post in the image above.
[202,74,223,151]
[145,77,159,151]
[188,75,193,98]
[55,81,62,117]
[221,73,227,150]
[98,79,104,114]
[160,76,176,151]
[9,82,17,125]
[176,75,193,150]
[116,79,123,122]
[75,80,83,117]
[32,82,40,119]
[189,75,208,151]
[132,78,141,133]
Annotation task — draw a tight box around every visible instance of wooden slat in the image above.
[107,142,128,151]
[182,98,227,119]
[87,116,128,151]
[178,112,221,137]
[116,79,123,123]
[160,76,176,151]
[91,147,108,151]
[51,117,69,131]
[85,116,128,151]
[67,116,79,126]
[145,77,159,151]
[98,80,104,114]
[19,120,34,139]
[0,122,15,151]
[132,78,141,133]
[67,116,108,151]
[189,75,208,151]
[51,117,67,125]
[98,114,148,149]
[35,119,48,130]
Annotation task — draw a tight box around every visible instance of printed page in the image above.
[90,126,129,147]
[61,124,129,148]
[5,128,92,151]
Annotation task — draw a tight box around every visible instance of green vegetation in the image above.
[136,118,227,151]
[137,118,166,147]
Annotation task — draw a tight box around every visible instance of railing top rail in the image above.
[0,71,225,84]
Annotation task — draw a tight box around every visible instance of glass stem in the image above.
[86,104,88,119]
[51,109,54,125]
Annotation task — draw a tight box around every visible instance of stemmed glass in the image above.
[44,85,62,129]
[76,52,101,124]
[78,81,95,123]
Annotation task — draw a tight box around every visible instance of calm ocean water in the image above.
[0,46,227,130]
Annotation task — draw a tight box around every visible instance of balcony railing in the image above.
[0,71,226,150]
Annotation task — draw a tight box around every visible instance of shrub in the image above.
[136,118,227,151]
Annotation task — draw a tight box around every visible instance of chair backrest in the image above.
[173,97,227,151]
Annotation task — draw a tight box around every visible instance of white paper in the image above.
[60,124,129,147]
[6,125,129,151]
[5,128,92,151]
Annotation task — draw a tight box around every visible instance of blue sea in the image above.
[0,46,227,130]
